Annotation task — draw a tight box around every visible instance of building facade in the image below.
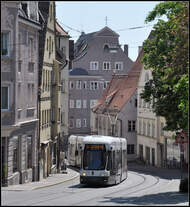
[1,2,41,186]
[91,51,142,161]
[38,1,57,179]
[55,21,70,154]
[69,26,133,135]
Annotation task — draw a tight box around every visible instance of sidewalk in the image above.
[1,167,79,191]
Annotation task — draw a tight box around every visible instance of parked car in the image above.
[179,177,188,192]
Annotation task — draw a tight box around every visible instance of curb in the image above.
[33,172,80,190]
[2,171,80,191]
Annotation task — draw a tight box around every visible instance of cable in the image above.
[116,24,154,32]
[56,19,81,34]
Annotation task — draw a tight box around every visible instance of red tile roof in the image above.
[93,49,143,114]
[56,21,70,37]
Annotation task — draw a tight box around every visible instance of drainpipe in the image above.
[37,86,41,181]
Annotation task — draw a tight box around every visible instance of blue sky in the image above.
[56,1,162,61]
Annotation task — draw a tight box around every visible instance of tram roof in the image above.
[69,134,126,145]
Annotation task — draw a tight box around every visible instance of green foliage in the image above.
[141,1,189,132]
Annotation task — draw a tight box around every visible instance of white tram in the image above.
[68,134,128,185]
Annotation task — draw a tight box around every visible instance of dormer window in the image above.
[104,44,109,53]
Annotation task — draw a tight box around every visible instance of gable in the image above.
[95,26,119,37]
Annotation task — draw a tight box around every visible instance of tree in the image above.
[141,1,189,132]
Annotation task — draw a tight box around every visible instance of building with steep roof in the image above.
[55,21,70,155]
[38,1,58,179]
[1,1,41,186]
[69,26,134,136]
[91,50,143,160]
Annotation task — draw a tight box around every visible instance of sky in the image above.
[56,1,162,61]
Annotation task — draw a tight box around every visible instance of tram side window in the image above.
[117,150,121,169]
[113,151,116,170]
[107,151,112,170]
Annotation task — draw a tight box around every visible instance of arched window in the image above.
[50,4,52,21]
[104,44,109,52]
[47,38,48,51]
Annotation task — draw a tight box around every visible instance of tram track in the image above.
[71,171,160,206]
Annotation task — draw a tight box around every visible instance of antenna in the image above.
[105,16,108,26]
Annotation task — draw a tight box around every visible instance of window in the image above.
[143,99,146,108]
[90,81,99,90]
[50,4,53,21]
[83,81,87,89]
[47,38,48,51]
[139,96,142,108]
[127,144,134,154]
[1,86,9,110]
[61,111,65,125]
[13,136,18,173]
[128,120,136,132]
[52,143,56,165]
[90,100,97,108]
[61,46,66,54]
[83,119,87,127]
[1,32,9,56]
[90,61,99,70]
[145,72,149,82]
[152,121,155,137]
[49,36,51,54]
[161,122,164,136]
[27,108,35,117]
[135,99,137,107]
[104,44,109,53]
[103,62,111,70]
[69,100,74,108]
[147,122,151,136]
[70,81,74,89]
[17,109,22,119]
[28,62,34,73]
[58,108,61,122]
[115,62,123,70]
[76,100,81,108]
[138,119,142,134]
[27,136,32,168]
[103,81,110,89]
[76,80,82,89]
[29,38,34,59]
[18,33,22,59]
[76,119,81,128]
[143,121,146,135]
[18,83,21,107]
[83,100,87,108]
[61,80,65,92]
[132,121,136,131]
[18,60,22,73]
[69,119,74,128]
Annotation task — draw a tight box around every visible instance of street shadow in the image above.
[69,183,111,189]
[128,163,187,180]
[100,191,188,205]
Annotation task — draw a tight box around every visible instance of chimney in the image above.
[138,46,142,54]
[124,44,128,57]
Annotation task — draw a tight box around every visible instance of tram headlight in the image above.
[82,172,86,176]
[100,173,105,176]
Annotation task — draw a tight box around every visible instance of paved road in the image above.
[1,163,188,206]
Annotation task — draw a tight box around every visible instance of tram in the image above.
[68,134,128,185]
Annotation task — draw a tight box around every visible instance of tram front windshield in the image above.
[83,144,106,170]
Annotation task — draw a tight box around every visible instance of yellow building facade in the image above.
[39,1,56,179]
